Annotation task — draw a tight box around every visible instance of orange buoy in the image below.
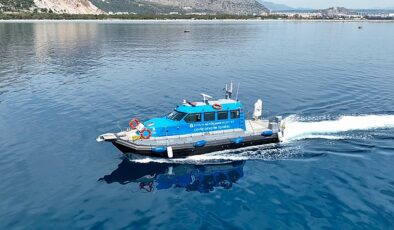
[212,103,222,110]
[139,128,152,139]
[129,118,140,129]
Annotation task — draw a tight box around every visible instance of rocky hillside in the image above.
[33,0,103,14]
[1,0,268,15]
[318,7,357,16]
[148,0,268,15]
[92,0,269,15]
[91,0,182,14]
[0,0,35,11]
[0,0,102,13]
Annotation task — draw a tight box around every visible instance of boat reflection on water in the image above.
[100,158,245,193]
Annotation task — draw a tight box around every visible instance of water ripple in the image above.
[1,21,394,229]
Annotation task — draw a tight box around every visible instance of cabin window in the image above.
[184,113,201,123]
[167,111,186,121]
[204,112,215,121]
[230,110,240,119]
[218,111,228,120]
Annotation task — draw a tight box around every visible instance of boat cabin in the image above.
[144,99,246,138]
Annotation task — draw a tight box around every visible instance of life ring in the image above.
[129,118,140,129]
[140,128,152,139]
[212,103,222,110]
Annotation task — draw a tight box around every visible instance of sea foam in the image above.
[282,114,394,141]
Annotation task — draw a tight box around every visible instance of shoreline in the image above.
[1,19,393,23]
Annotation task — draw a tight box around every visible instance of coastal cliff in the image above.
[33,0,103,14]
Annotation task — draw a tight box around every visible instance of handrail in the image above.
[249,120,255,134]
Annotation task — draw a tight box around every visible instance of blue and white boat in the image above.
[97,82,284,158]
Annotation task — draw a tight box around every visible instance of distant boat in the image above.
[184,30,190,33]
[358,26,363,29]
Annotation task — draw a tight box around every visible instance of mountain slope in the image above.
[258,1,293,11]
[90,0,182,14]
[149,0,269,15]
[318,7,356,16]
[1,0,268,15]
[91,0,269,15]
[258,1,312,11]
[33,0,103,14]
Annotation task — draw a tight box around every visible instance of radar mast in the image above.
[225,82,233,99]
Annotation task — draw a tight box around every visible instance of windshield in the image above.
[166,111,186,121]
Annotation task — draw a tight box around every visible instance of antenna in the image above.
[201,93,213,104]
[225,81,233,99]
[235,82,240,101]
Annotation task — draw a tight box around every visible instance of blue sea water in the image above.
[1,20,394,229]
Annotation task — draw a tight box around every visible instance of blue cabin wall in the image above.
[145,102,246,137]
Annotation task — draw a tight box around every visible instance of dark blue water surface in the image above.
[1,21,394,229]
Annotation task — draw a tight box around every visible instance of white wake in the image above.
[129,144,300,164]
[283,114,394,141]
[128,114,394,164]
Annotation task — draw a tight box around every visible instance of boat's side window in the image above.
[218,111,228,120]
[184,113,202,123]
[230,109,240,119]
[204,112,215,121]
[167,110,187,121]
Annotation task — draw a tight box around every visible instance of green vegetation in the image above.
[90,0,183,14]
[0,12,288,20]
[1,10,391,21]
[0,0,34,11]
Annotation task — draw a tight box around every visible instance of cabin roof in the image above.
[176,99,242,113]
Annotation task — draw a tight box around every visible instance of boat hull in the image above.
[111,134,280,158]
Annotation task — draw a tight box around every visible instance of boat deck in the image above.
[116,119,275,146]
[245,119,270,134]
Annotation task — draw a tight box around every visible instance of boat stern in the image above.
[274,116,285,142]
